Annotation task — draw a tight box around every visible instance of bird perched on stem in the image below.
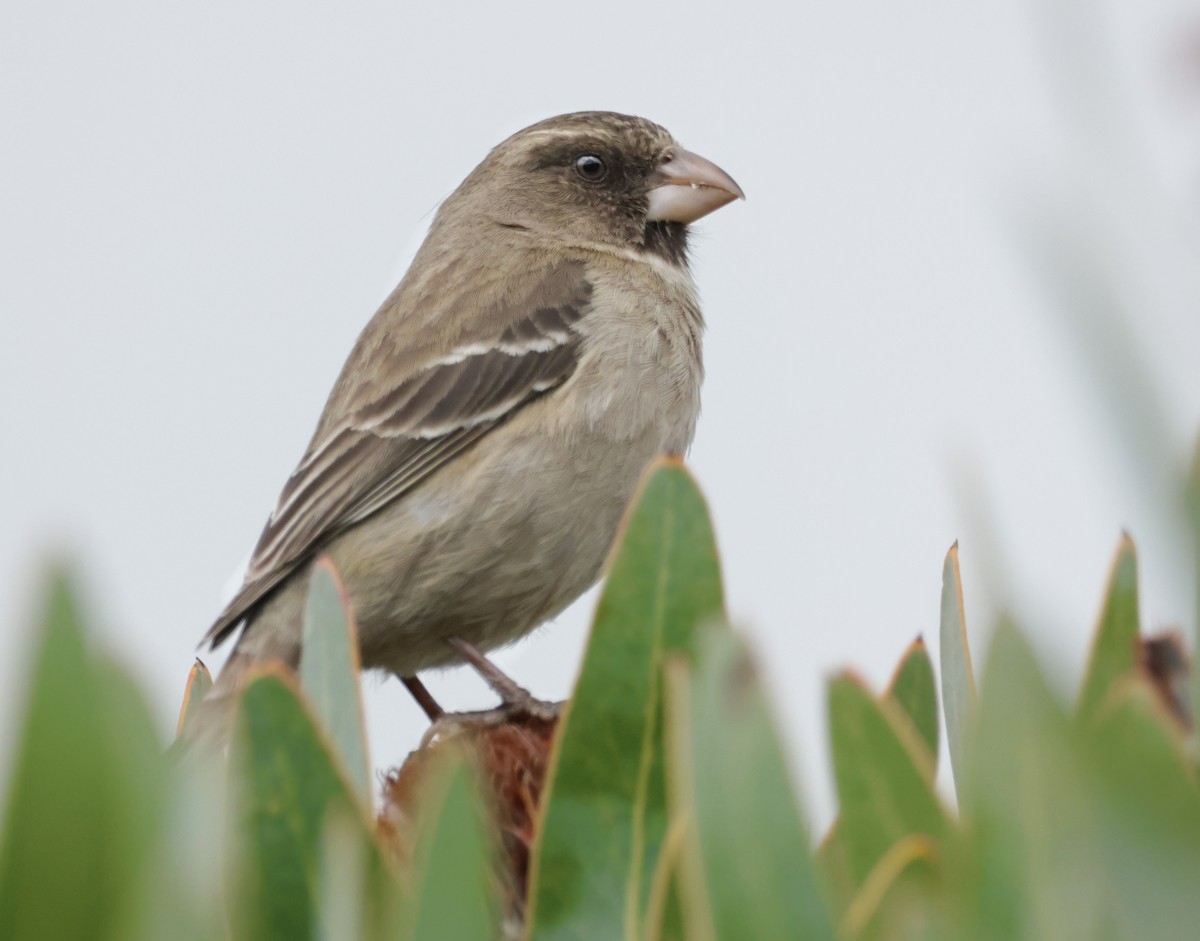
[195,111,742,732]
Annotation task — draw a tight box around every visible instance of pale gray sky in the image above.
[2,0,1198,824]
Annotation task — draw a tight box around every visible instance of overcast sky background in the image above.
[3,0,1199,826]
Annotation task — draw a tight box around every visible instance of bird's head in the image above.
[437,111,743,265]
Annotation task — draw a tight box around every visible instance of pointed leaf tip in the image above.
[939,545,976,797]
[828,673,947,901]
[885,638,939,764]
[1077,535,1141,722]
[300,557,372,811]
[175,659,214,738]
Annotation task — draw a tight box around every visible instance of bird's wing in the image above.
[203,262,593,648]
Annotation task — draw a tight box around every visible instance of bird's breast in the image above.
[564,262,704,456]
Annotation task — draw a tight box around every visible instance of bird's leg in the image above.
[402,675,444,722]
[446,636,533,704]
[394,637,562,728]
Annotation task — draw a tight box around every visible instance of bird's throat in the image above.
[641,221,690,268]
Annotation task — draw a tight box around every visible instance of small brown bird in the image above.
[198,111,742,726]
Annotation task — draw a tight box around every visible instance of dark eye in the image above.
[574,154,608,183]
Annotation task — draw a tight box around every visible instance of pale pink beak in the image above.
[645,147,744,224]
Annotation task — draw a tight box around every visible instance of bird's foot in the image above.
[485,687,562,723]
[446,635,559,721]
[416,692,562,751]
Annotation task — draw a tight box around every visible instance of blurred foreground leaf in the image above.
[818,637,941,922]
[526,458,724,941]
[1188,438,1200,732]
[952,605,1200,941]
[938,544,976,796]
[814,823,853,921]
[828,673,947,902]
[174,659,212,739]
[300,558,372,810]
[317,808,370,941]
[1076,535,1139,721]
[1083,680,1200,936]
[957,622,1100,941]
[666,629,835,941]
[0,570,164,941]
[317,803,406,941]
[840,833,937,940]
[884,637,939,766]
[138,743,229,941]
[407,755,496,941]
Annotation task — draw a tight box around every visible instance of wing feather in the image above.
[203,265,592,648]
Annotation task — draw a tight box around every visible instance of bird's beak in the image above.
[645,147,744,224]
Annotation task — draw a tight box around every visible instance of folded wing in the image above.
[203,263,593,648]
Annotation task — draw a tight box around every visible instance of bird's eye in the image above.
[574,154,608,183]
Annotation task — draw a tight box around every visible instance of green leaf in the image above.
[957,620,1104,941]
[174,659,213,740]
[884,637,939,766]
[408,755,496,941]
[316,808,369,941]
[640,816,687,941]
[819,640,940,923]
[318,807,406,941]
[1083,679,1200,936]
[300,557,372,810]
[828,673,947,895]
[938,543,976,797]
[315,803,408,941]
[230,671,364,941]
[839,834,938,940]
[526,458,725,941]
[0,569,164,941]
[813,823,856,920]
[93,659,170,939]
[1187,436,1200,733]
[137,744,229,941]
[1076,535,1140,721]
[666,630,836,941]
